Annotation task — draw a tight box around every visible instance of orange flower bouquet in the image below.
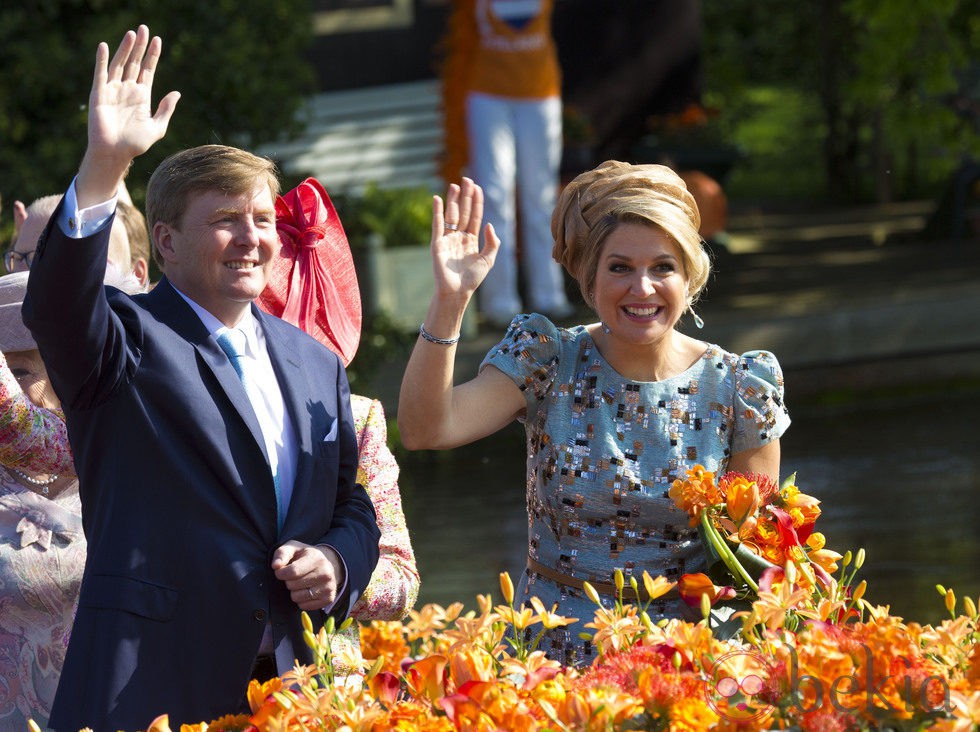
[65,571,980,732]
[668,466,844,607]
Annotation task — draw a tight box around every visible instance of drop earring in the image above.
[588,290,609,333]
[689,304,704,329]
[588,289,610,333]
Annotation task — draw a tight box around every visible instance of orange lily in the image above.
[808,547,844,575]
[724,474,760,525]
[499,571,515,604]
[499,650,562,690]
[145,715,173,732]
[947,689,980,729]
[494,604,536,631]
[199,715,251,732]
[438,692,493,730]
[676,573,736,608]
[449,645,497,686]
[781,484,821,511]
[750,567,813,629]
[245,677,283,715]
[368,670,401,707]
[528,596,578,629]
[642,571,677,601]
[406,654,448,704]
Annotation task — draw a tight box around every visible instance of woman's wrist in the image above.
[423,293,470,340]
[419,324,460,345]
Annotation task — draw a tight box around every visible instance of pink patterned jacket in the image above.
[349,394,420,621]
[0,352,75,475]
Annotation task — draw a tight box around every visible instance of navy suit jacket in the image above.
[23,206,380,731]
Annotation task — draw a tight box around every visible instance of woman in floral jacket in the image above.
[329,394,419,672]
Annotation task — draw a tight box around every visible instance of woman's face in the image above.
[591,222,690,346]
[5,349,59,410]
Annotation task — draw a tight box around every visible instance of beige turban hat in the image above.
[551,160,710,306]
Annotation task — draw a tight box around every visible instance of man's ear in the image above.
[132,257,150,286]
[13,200,27,236]
[153,222,178,264]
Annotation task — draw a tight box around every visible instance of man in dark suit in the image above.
[22,26,380,731]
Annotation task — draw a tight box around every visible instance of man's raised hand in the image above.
[78,25,180,208]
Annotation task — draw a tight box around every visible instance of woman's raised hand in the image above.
[430,178,499,300]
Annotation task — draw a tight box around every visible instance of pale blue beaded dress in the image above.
[481,313,791,665]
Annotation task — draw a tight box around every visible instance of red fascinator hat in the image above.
[257,177,361,366]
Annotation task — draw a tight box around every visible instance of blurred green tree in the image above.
[0,0,314,208]
[703,0,978,202]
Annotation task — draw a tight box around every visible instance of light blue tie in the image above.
[216,329,285,532]
[217,328,249,382]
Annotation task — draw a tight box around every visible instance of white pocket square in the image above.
[323,418,338,442]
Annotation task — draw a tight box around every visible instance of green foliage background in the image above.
[331,184,434,251]
[702,0,979,203]
[0,0,314,208]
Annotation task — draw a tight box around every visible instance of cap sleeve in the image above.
[479,313,561,408]
[732,350,791,453]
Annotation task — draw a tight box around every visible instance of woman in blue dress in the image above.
[398,160,791,665]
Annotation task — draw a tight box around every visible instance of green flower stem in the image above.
[701,510,759,594]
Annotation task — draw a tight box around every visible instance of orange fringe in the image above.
[437,0,478,185]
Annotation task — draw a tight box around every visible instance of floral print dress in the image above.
[0,353,83,731]
[481,314,791,665]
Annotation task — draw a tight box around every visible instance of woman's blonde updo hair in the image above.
[552,160,710,309]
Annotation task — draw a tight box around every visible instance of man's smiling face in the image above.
[156,185,279,327]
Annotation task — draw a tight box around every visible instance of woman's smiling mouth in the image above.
[623,304,662,318]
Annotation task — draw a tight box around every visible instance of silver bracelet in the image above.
[419,323,460,345]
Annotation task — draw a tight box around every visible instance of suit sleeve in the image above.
[22,200,131,411]
[318,360,381,621]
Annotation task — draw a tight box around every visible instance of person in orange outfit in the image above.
[441,0,573,327]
